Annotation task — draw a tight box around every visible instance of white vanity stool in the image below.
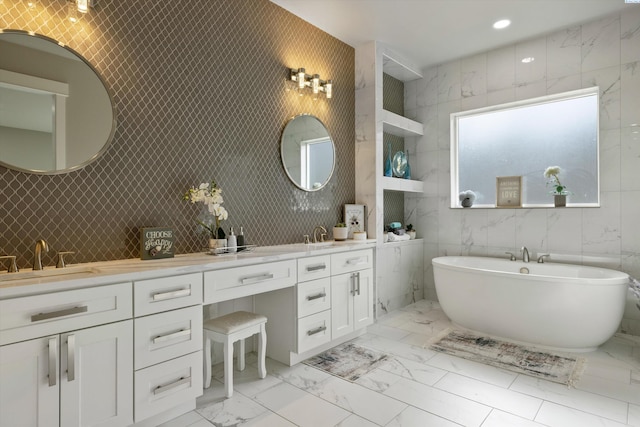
[203,311,267,397]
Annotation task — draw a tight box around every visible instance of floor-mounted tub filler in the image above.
[432,256,629,352]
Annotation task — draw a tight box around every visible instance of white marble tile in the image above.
[158,411,207,427]
[461,53,487,98]
[582,65,622,131]
[600,128,622,192]
[435,373,542,419]
[486,209,516,249]
[582,15,621,73]
[547,26,582,80]
[196,392,269,426]
[244,412,296,426]
[438,60,461,103]
[575,373,640,405]
[630,403,640,427]
[383,377,492,427]
[462,209,489,250]
[308,377,407,425]
[438,202,461,245]
[387,405,460,427]
[366,322,412,341]
[417,65,439,107]
[546,208,582,253]
[535,401,628,427]
[379,355,447,386]
[621,127,640,191]
[515,38,546,85]
[253,382,350,427]
[487,45,515,92]
[481,409,546,427]
[621,61,640,129]
[425,353,518,389]
[334,414,379,427]
[267,361,333,391]
[515,79,547,100]
[358,335,437,364]
[621,8,640,64]
[621,191,640,254]
[354,367,403,393]
[510,375,629,423]
[547,73,582,95]
[582,191,621,255]
[515,209,548,254]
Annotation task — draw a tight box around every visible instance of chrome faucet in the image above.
[33,239,49,270]
[313,226,327,243]
[521,246,530,263]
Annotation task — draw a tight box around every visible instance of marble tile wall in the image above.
[404,9,640,335]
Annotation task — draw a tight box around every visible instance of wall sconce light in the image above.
[67,0,94,22]
[290,68,332,99]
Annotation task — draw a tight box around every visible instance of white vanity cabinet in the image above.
[132,273,203,425]
[331,250,374,339]
[0,282,133,427]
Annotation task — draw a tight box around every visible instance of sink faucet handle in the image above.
[320,233,327,243]
[0,255,18,273]
[303,235,310,244]
[537,253,550,263]
[56,251,75,269]
[505,252,517,261]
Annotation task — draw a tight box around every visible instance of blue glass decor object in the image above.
[384,142,392,177]
[404,149,411,179]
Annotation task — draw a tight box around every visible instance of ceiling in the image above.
[270,0,632,70]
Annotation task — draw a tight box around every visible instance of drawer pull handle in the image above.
[346,257,366,266]
[48,337,57,387]
[31,305,88,322]
[67,334,76,382]
[306,264,326,272]
[241,273,274,285]
[306,292,327,301]
[307,325,327,336]
[153,329,191,344]
[152,288,191,301]
[153,376,191,396]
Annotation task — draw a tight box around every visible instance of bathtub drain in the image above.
[519,267,530,274]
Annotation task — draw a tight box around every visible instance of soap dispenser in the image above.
[237,226,245,251]
[227,227,237,253]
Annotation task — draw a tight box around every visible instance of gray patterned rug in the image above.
[429,329,586,386]
[303,343,390,381]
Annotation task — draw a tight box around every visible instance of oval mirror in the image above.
[0,30,115,174]
[280,114,335,191]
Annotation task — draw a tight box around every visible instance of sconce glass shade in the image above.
[297,68,306,90]
[26,0,37,10]
[324,80,332,99]
[67,2,81,22]
[312,74,320,94]
[77,0,89,13]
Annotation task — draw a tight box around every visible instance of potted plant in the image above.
[459,190,476,208]
[333,222,348,241]
[184,180,229,252]
[406,224,416,240]
[544,166,569,207]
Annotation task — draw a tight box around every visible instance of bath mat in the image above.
[429,329,586,386]
[303,343,390,381]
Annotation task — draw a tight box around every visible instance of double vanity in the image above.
[0,241,374,427]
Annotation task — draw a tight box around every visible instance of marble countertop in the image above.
[0,240,376,299]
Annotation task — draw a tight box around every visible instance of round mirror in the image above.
[280,114,335,191]
[0,30,115,174]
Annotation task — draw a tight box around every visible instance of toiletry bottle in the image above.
[237,226,245,251]
[227,227,237,253]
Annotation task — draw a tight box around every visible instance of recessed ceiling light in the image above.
[493,19,511,30]
[521,57,535,63]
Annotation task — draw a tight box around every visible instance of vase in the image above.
[408,230,416,240]
[333,227,348,241]
[461,197,473,208]
[384,142,392,177]
[209,238,227,254]
[404,149,411,179]
[554,194,566,207]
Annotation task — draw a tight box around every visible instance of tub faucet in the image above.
[313,226,327,243]
[33,239,49,270]
[521,246,530,263]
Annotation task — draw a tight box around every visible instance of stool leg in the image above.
[238,339,245,371]
[204,335,212,389]
[258,323,267,379]
[224,339,234,398]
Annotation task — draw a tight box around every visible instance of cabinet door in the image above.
[0,336,59,427]
[60,320,133,427]
[331,273,355,339]
[353,269,374,330]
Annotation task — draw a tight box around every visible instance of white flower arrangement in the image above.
[544,166,569,195]
[184,180,228,239]
[459,190,477,207]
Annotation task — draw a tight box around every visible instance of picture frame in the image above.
[140,227,175,260]
[496,176,522,208]
[344,204,366,239]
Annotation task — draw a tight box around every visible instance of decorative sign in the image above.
[344,204,366,239]
[141,227,175,260]
[496,176,522,208]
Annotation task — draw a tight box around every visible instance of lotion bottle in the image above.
[227,227,237,253]
[237,226,245,251]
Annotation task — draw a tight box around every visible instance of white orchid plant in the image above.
[544,166,569,195]
[184,180,228,239]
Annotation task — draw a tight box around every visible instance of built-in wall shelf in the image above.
[382,53,422,82]
[382,176,424,193]
[382,109,423,138]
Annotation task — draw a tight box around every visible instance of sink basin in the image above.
[0,265,98,283]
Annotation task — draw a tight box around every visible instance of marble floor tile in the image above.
[481,409,546,427]
[426,352,518,388]
[366,322,412,340]
[334,414,379,427]
[575,373,640,405]
[353,367,403,392]
[383,377,492,426]
[358,335,437,363]
[379,354,448,386]
[534,401,628,427]
[629,403,640,427]
[386,405,460,427]
[244,411,297,426]
[196,392,268,426]
[158,411,208,427]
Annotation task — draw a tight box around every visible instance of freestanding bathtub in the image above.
[432,256,629,352]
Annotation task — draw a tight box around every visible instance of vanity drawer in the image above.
[297,255,331,282]
[204,260,296,304]
[297,310,331,354]
[297,278,331,318]
[134,305,203,370]
[134,273,203,317]
[331,249,373,276]
[134,351,202,422]
[0,282,132,346]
